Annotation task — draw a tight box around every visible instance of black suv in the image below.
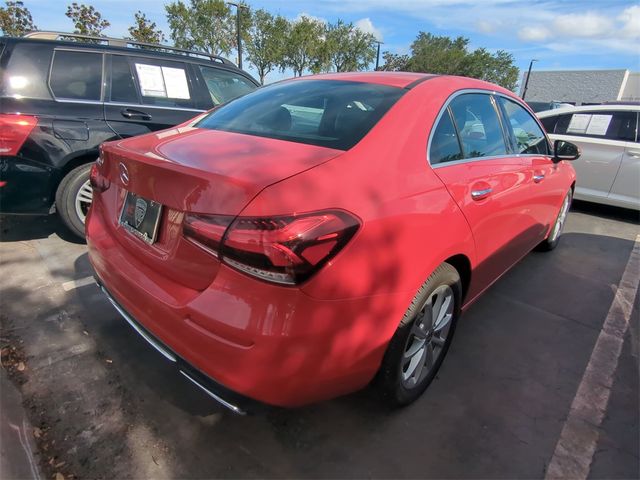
[0,32,259,237]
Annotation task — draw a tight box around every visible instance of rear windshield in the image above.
[196,80,405,150]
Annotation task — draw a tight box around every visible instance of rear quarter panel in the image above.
[240,77,477,309]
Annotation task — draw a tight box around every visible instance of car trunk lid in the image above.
[97,126,343,291]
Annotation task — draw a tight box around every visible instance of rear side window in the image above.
[429,108,463,164]
[552,111,637,142]
[130,58,194,108]
[1,43,53,99]
[448,93,508,159]
[607,112,637,142]
[50,50,103,100]
[198,65,256,105]
[110,55,139,104]
[196,80,405,150]
[498,97,550,155]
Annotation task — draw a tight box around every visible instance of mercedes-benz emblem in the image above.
[119,162,129,185]
[134,198,147,228]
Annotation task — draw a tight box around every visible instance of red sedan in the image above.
[87,72,578,412]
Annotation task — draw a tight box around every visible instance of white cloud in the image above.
[553,12,614,38]
[518,26,552,42]
[295,12,327,24]
[476,20,498,34]
[354,17,383,41]
[618,5,640,39]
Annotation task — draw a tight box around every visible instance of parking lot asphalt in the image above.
[1,202,638,480]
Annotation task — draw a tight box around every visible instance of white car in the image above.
[538,104,639,210]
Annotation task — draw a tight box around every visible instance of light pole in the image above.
[521,59,538,100]
[227,2,248,69]
[374,40,384,71]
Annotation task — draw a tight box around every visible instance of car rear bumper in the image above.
[87,195,406,407]
[0,155,57,214]
[95,279,262,414]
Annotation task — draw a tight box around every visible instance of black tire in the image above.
[537,189,572,252]
[377,263,462,407]
[55,163,93,239]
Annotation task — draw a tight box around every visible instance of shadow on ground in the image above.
[0,215,85,244]
[1,204,638,479]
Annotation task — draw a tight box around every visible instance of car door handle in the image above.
[120,108,152,121]
[628,150,640,158]
[533,174,545,183]
[471,188,493,200]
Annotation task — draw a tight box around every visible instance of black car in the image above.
[0,31,259,237]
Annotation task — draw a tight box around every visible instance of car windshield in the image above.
[196,79,405,150]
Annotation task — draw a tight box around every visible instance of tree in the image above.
[325,20,376,72]
[380,52,410,72]
[382,32,519,90]
[128,11,165,44]
[65,3,110,36]
[165,0,236,56]
[0,0,36,36]
[245,9,287,84]
[281,15,325,77]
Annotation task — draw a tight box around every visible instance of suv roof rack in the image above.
[22,31,235,66]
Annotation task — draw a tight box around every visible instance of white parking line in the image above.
[545,234,640,479]
[61,276,96,291]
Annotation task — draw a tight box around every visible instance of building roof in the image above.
[621,72,640,101]
[520,69,630,104]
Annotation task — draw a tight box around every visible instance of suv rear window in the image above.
[197,65,256,105]
[50,50,103,100]
[1,43,53,99]
[196,80,405,150]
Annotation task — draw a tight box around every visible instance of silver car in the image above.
[538,104,639,210]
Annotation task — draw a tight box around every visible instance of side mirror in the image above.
[553,140,580,162]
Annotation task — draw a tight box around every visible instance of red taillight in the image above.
[89,164,110,192]
[183,214,234,257]
[0,114,37,155]
[184,210,360,285]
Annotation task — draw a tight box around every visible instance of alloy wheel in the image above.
[401,284,455,389]
[74,179,93,224]
[549,192,571,242]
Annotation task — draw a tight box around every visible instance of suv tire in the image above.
[55,163,93,239]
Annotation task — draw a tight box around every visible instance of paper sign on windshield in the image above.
[585,115,612,136]
[161,67,190,99]
[135,63,191,99]
[135,64,166,97]
[567,114,591,134]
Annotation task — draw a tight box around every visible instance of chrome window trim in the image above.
[427,88,553,168]
[106,101,204,113]
[49,97,205,113]
[430,153,552,169]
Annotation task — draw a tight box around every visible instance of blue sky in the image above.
[21,0,640,87]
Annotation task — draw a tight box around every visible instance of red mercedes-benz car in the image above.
[87,72,578,413]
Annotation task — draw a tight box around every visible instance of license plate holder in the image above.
[119,191,162,244]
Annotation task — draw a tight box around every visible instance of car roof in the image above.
[537,103,640,117]
[284,72,437,89]
[1,35,249,74]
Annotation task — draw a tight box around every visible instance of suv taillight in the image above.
[184,210,360,285]
[0,114,37,155]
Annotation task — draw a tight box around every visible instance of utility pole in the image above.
[374,40,383,71]
[521,59,538,100]
[227,2,248,69]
